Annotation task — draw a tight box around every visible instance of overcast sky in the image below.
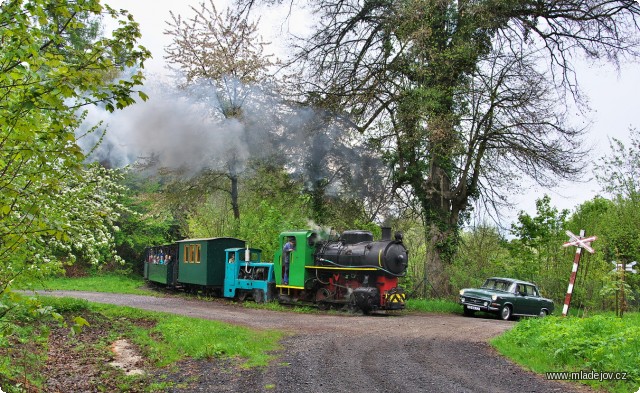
[103,0,640,228]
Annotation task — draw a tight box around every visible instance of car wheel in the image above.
[463,306,475,317]
[500,305,512,320]
[539,309,548,318]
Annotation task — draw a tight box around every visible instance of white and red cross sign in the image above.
[561,229,597,316]
[563,230,597,254]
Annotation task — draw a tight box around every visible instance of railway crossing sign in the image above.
[561,229,597,317]
[563,230,597,254]
[611,261,638,274]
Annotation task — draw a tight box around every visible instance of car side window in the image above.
[528,285,539,297]
[515,284,529,295]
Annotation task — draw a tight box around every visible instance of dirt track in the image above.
[34,291,597,392]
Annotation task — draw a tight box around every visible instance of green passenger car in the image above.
[177,237,245,288]
[144,244,179,286]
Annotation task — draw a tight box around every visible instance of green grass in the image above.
[405,298,461,314]
[242,300,317,313]
[33,295,283,367]
[88,302,283,367]
[491,313,640,393]
[1,293,282,392]
[24,273,155,295]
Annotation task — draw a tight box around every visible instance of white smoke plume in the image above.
[76,78,388,200]
[77,82,260,174]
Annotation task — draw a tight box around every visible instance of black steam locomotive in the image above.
[274,228,408,312]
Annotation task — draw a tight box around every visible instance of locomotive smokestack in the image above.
[381,226,392,241]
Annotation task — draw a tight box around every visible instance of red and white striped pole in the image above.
[562,229,597,317]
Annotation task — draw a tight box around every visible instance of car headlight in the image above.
[491,294,498,301]
[459,289,465,295]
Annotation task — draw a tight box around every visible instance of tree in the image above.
[248,0,640,295]
[111,172,181,275]
[164,0,276,220]
[594,128,640,266]
[447,223,511,297]
[0,0,150,290]
[509,195,570,300]
[596,127,640,199]
[594,129,640,312]
[565,197,613,310]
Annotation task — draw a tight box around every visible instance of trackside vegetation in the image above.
[405,298,461,314]
[29,273,152,295]
[91,303,283,367]
[0,295,282,392]
[492,314,640,393]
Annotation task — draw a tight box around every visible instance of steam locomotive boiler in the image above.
[274,227,408,312]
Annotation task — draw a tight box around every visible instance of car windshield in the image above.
[481,279,512,292]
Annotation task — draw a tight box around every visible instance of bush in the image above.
[493,314,640,393]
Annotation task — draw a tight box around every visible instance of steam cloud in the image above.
[77,78,387,198]
[78,82,268,174]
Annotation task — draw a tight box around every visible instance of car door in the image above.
[520,284,541,315]
[511,283,529,315]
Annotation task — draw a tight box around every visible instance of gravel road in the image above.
[33,291,597,393]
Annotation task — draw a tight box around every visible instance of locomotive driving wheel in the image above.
[346,293,358,313]
[315,288,331,310]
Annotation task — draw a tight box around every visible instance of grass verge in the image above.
[21,273,155,295]
[491,313,640,393]
[91,302,282,367]
[405,298,461,314]
[1,294,282,392]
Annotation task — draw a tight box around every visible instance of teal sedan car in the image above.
[459,277,554,320]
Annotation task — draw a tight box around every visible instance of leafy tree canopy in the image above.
[258,0,640,295]
[0,0,150,290]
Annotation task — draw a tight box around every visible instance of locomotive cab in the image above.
[273,230,318,289]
